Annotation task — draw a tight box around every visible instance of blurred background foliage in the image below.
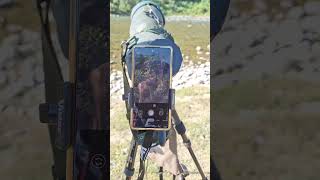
[110,0,210,15]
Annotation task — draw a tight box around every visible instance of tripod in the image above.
[123,109,208,180]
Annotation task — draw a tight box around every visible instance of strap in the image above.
[121,36,137,119]
[143,28,174,41]
[120,35,139,90]
[37,0,50,32]
[36,0,63,82]
[36,0,66,179]
[121,36,138,64]
[140,131,153,161]
[137,131,153,180]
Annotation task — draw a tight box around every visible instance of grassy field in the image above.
[110,86,210,179]
[213,78,320,180]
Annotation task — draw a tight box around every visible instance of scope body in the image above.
[124,1,182,77]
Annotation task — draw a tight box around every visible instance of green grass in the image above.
[110,86,210,179]
[215,110,320,180]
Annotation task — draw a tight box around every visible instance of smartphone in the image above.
[130,45,173,131]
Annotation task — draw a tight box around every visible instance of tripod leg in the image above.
[159,167,163,180]
[137,159,146,180]
[124,137,138,180]
[172,110,208,180]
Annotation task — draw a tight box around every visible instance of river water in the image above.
[110,16,210,70]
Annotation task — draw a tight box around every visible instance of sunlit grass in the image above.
[213,78,320,180]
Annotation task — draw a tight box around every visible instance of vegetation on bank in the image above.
[110,0,210,16]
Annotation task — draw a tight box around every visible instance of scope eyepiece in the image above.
[130,1,166,36]
[130,0,165,26]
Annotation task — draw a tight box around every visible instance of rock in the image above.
[17,43,36,56]
[1,33,20,45]
[0,43,16,64]
[0,16,6,28]
[6,24,22,34]
[280,0,293,9]
[287,7,304,19]
[256,14,269,24]
[229,6,241,19]
[0,72,7,86]
[301,16,320,32]
[296,102,320,114]
[272,20,303,45]
[33,65,44,83]
[3,58,15,69]
[304,1,320,16]
[19,61,34,87]
[274,13,284,21]
[21,30,40,44]
[197,51,203,55]
[285,60,303,73]
[199,57,206,61]
[0,141,12,152]
[110,161,115,168]
[253,135,265,148]
[254,0,267,12]
[196,46,202,51]
[0,82,20,102]
[0,0,15,8]
[311,43,320,58]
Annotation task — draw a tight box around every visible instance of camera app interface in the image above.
[132,46,172,129]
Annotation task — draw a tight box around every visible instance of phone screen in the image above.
[131,46,172,130]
